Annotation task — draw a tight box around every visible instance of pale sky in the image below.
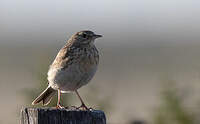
[1,0,200,46]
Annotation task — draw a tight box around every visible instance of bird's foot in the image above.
[65,105,93,111]
[56,104,65,109]
[77,103,89,111]
[63,105,78,110]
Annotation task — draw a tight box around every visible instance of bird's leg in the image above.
[56,89,64,109]
[75,90,88,110]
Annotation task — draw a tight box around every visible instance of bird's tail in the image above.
[32,86,56,106]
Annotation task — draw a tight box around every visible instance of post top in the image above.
[22,107,105,113]
[21,107,106,124]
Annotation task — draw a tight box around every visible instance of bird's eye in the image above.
[82,33,87,38]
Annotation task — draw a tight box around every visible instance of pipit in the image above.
[32,30,102,110]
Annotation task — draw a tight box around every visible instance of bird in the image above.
[32,30,102,110]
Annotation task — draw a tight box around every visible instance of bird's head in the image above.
[70,30,102,46]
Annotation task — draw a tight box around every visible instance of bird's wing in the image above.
[50,44,76,69]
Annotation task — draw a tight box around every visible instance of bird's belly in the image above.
[47,63,97,91]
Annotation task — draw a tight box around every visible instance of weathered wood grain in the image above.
[20,107,106,124]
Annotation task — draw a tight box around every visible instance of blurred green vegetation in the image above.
[153,80,196,124]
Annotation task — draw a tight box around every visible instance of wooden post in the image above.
[20,108,106,124]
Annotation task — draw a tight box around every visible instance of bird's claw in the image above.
[56,104,65,109]
[68,104,90,111]
[77,104,90,111]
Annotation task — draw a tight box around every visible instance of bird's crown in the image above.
[69,30,102,46]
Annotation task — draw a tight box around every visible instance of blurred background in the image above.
[1,0,200,124]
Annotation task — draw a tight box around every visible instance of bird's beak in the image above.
[93,34,102,39]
